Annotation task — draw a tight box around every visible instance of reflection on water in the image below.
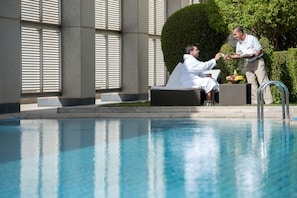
[0,118,297,197]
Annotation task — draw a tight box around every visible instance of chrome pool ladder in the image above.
[257,81,290,120]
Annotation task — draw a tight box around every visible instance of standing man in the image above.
[181,44,222,105]
[226,25,273,104]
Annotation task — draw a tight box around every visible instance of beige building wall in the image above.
[0,0,21,113]
[0,0,190,113]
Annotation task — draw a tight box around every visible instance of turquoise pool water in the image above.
[0,118,297,198]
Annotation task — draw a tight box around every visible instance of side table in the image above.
[219,84,251,105]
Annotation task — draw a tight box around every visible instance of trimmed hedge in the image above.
[161,3,228,73]
[270,49,297,103]
[287,48,297,95]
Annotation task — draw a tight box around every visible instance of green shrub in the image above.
[259,37,274,77]
[161,3,228,73]
[216,43,244,83]
[269,50,297,104]
[287,48,297,93]
[286,48,297,103]
[270,51,288,103]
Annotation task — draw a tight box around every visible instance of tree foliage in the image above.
[211,0,297,50]
[161,3,228,73]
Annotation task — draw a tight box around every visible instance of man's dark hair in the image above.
[233,25,244,33]
[186,44,198,54]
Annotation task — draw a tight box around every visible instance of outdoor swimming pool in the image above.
[0,118,297,197]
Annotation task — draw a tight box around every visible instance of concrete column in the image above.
[120,0,149,101]
[61,0,95,106]
[101,0,189,102]
[0,0,21,113]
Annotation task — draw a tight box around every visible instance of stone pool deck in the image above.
[0,100,296,120]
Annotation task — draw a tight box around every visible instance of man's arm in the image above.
[225,54,241,59]
[254,49,263,57]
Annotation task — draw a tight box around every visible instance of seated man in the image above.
[181,44,222,105]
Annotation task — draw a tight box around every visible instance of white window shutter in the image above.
[148,0,155,35]
[95,34,107,89]
[21,0,40,22]
[155,39,166,85]
[42,29,61,92]
[108,0,121,31]
[95,0,106,29]
[107,35,121,89]
[156,0,165,35]
[148,0,166,86]
[95,0,121,90]
[21,0,61,94]
[95,34,121,89]
[148,38,155,86]
[21,27,41,93]
[42,0,60,24]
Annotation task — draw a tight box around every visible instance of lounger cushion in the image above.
[150,62,187,90]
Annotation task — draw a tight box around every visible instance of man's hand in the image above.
[225,54,231,60]
[214,53,222,61]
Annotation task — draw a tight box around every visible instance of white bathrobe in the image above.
[181,54,220,93]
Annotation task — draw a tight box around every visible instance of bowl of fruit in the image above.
[226,70,244,84]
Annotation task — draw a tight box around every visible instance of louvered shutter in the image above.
[107,35,121,89]
[148,38,155,86]
[21,27,41,93]
[148,0,155,35]
[148,0,166,86]
[156,0,165,35]
[95,34,108,89]
[155,39,165,85]
[21,0,40,22]
[42,0,60,24]
[42,29,61,92]
[21,0,61,94]
[95,34,121,89]
[95,0,121,90]
[95,0,106,29]
[108,0,121,30]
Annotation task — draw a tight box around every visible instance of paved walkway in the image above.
[0,100,296,120]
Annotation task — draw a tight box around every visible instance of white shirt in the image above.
[236,34,263,62]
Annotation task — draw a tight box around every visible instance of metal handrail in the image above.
[257,81,290,120]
